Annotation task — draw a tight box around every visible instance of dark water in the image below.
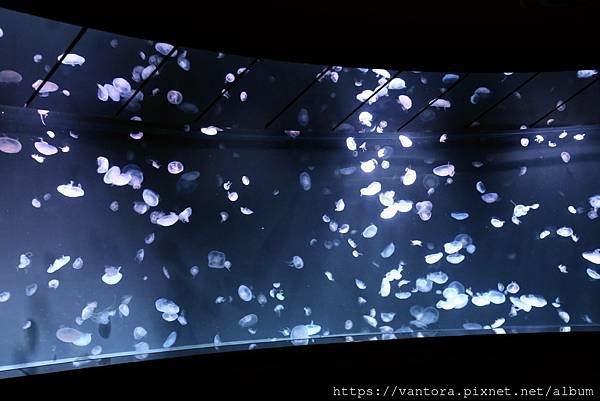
[0,106,599,375]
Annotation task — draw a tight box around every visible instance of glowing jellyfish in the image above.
[446,253,465,264]
[402,168,416,186]
[0,69,23,84]
[433,163,455,177]
[430,98,451,109]
[334,198,345,212]
[208,250,228,269]
[587,268,600,280]
[560,152,570,163]
[201,126,223,136]
[0,137,22,154]
[71,257,83,270]
[47,255,70,273]
[167,161,184,174]
[491,218,505,228]
[360,181,381,196]
[238,285,253,301]
[167,90,183,105]
[57,181,85,198]
[556,227,573,237]
[380,242,395,258]
[0,292,10,302]
[18,253,31,269]
[582,249,600,264]
[481,193,499,203]
[398,135,413,148]
[297,108,310,126]
[32,80,59,94]
[358,111,373,127]
[219,212,229,223]
[290,325,310,345]
[96,157,109,173]
[133,326,147,341]
[34,138,58,155]
[142,189,160,207]
[288,256,304,269]
[56,327,90,345]
[476,181,486,194]
[577,70,598,78]
[240,207,253,215]
[361,159,377,173]
[299,171,312,191]
[427,271,448,284]
[227,192,238,202]
[102,266,123,285]
[362,224,378,238]
[425,252,444,264]
[156,212,179,227]
[451,212,469,220]
[163,331,177,348]
[398,95,412,110]
[59,53,85,66]
[25,284,37,297]
[506,282,520,294]
[442,73,459,84]
[109,201,119,212]
[346,137,357,151]
[238,314,258,328]
[179,207,193,222]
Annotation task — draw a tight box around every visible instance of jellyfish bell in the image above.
[34,138,58,156]
[58,53,86,66]
[102,266,123,285]
[32,80,58,94]
[0,136,22,154]
[0,69,23,84]
[156,212,179,227]
[167,90,183,105]
[57,181,85,198]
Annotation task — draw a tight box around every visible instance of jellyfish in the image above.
[290,325,310,345]
[111,78,131,95]
[59,53,85,66]
[47,255,71,273]
[556,227,573,237]
[481,193,499,203]
[0,291,10,302]
[156,212,179,227]
[293,171,313,192]
[297,108,310,126]
[163,331,177,348]
[380,242,395,258]
[430,98,451,109]
[0,136,22,154]
[32,80,59,94]
[238,314,258,328]
[490,218,504,228]
[582,249,600,264]
[34,138,58,156]
[360,181,381,196]
[425,252,444,264]
[427,271,448,284]
[442,73,459,84]
[178,207,193,223]
[56,327,86,344]
[238,285,253,301]
[402,168,417,186]
[446,253,465,264]
[397,95,412,111]
[362,224,378,238]
[561,152,571,163]
[506,282,520,294]
[167,161,184,174]
[177,55,190,71]
[432,163,455,177]
[142,189,160,207]
[358,111,373,127]
[167,90,183,105]
[450,212,469,220]
[208,250,228,269]
[102,266,122,285]
[577,70,598,78]
[57,181,85,198]
[398,135,413,148]
[25,283,38,297]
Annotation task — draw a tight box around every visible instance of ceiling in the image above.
[0,5,599,136]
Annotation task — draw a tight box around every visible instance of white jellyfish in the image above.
[102,266,123,285]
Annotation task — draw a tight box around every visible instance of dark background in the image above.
[1,0,599,397]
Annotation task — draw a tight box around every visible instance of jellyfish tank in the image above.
[0,6,600,379]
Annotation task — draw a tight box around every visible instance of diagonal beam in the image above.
[115,44,179,116]
[396,73,471,132]
[465,72,540,128]
[193,57,260,124]
[25,27,88,107]
[331,70,402,131]
[529,74,600,127]
[264,65,333,129]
